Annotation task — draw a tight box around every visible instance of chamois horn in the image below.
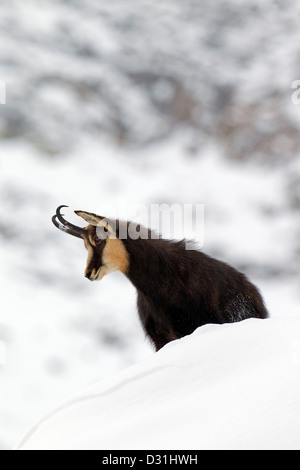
[52,205,88,239]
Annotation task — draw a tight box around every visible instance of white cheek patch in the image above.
[102,239,129,275]
[95,266,109,281]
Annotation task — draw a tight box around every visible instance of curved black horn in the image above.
[52,205,88,239]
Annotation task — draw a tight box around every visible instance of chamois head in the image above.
[52,206,129,281]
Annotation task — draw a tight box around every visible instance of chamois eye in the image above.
[94,236,102,244]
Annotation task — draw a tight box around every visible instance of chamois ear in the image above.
[75,211,102,226]
[75,210,116,237]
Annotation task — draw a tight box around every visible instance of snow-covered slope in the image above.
[15,317,300,450]
[1,0,300,155]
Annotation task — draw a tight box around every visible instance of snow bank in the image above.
[15,317,300,450]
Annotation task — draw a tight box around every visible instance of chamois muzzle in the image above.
[52,205,88,239]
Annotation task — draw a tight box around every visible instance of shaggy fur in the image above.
[121,235,268,350]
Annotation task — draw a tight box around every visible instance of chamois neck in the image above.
[123,237,186,298]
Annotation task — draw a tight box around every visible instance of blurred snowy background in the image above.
[1,0,300,450]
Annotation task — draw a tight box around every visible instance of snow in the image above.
[1,135,300,451]
[1,0,300,451]
[15,317,300,450]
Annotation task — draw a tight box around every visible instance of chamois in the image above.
[52,206,268,351]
